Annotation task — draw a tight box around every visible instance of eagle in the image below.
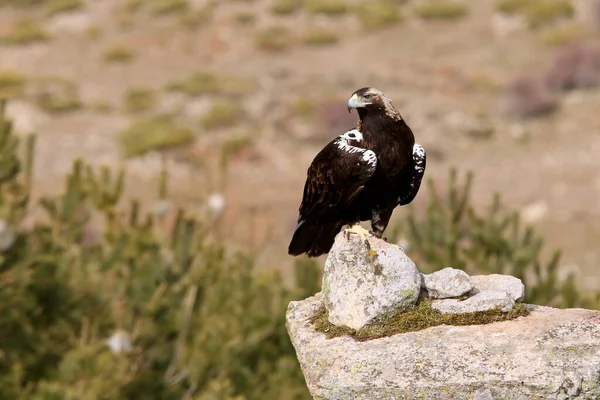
[288,87,426,257]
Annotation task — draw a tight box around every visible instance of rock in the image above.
[286,293,600,400]
[469,274,525,302]
[322,230,421,330]
[422,267,474,299]
[432,290,515,314]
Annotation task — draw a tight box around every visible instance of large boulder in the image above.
[322,230,421,330]
[286,293,600,400]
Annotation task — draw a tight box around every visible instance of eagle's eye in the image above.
[364,93,374,100]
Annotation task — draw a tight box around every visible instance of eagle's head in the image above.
[347,87,401,120]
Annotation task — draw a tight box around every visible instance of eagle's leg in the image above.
[370,208,394,241]
[343,223,371,242]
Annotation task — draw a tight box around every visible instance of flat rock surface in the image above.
[286,293,600,400]
[432,290,515,314]
[469,274,525,302]
[323,231,421,330]
[422,267,474,299]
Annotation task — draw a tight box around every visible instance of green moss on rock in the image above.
[311,298,530,342]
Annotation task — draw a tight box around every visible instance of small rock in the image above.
[323,230,421,330]
[422,267,474,299]
[469,274,525,302]
[432,290,515,314]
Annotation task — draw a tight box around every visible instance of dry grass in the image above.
[32,77,82,114]
[45,0,84,16]
[167,70,254,97]
[102,45,136,63]
[311,298,530,342]
[305,0,347,15]
[122,87,157,114]
[270,0,303,15]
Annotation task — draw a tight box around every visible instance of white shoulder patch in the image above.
[362,150,377,167]
[340,129,363,142]
[413,143,426,174]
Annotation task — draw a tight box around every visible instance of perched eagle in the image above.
[288,87,426,257]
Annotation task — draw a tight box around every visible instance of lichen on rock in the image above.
[322,230,421,330]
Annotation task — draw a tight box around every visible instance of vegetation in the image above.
[0,18,49,45]
[271,0,303,15]
[0,103,319,399]
[45,0,84,16]
[311,299,530,341]
[495,0,574,29]
[413,1,468,21]
[32,78,82,114]
[118,115,195,156]
[102,45,137,63]
[150,0,189,16]
[0,71,27,99]
[541,23,587,47]
[302,27,339,46]
[305,0,347,15]
[255,26,295,52]
[167,70,255,97]
[356,0,403,31]
[201,102,246,130]
[122,87,157,114]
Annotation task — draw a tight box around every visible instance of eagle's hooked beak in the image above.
[347,93,358,113]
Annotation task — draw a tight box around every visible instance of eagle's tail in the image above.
[288,220,342,257]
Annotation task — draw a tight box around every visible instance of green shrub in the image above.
[356,0,403,31]
[32,77,82,114]
[524,0,574,29]
[0,18,49,45]
[302,27,339,46]
[0,102,320,399]
[305,0,347,15]
[413,1,468,20]
[270,0,303,15]
[122,87,157,114]
[201,102,246,130]
[167,70,255,97]
[0,70,27,99]
[388,168,600,309]
[102,45,136,63]
[150,0,189,16]
[255,26,295,52]
[45,0,84,16]
[118,115,195,156]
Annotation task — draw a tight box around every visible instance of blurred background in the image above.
[1,0,600,399]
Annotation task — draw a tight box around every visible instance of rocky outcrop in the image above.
[322,230,421,330]
[286,293,600,400]
[421,267,473,298]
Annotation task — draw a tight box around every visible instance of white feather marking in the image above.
[335,130,377,167]
[413,143,426,173]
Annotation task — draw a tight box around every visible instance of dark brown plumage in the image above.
[288,87,426,257]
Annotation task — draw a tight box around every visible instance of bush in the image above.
[543,43,600,91]
[118,115,195,156]
[45,0,84,16]
[255,26,295,52]
[0,70,27,99]
[0,18,49,45]
[0,102,320,399]
[356,0,403,31]
[503,74,559,119]
[388,169,600,309]
[167,70,254,97]
[32,77,82,114]
[122,87,157,114]
[102,45,136,63]
[270,0,303,15]
[201,102,246,130]
[305,0,347,15]
[413,1,468,20]
[302,27,339,46]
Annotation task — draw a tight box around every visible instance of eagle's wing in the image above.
[298,130,377,222]
[398,143,426,206]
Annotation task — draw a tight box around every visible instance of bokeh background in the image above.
[1,0,600,399]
